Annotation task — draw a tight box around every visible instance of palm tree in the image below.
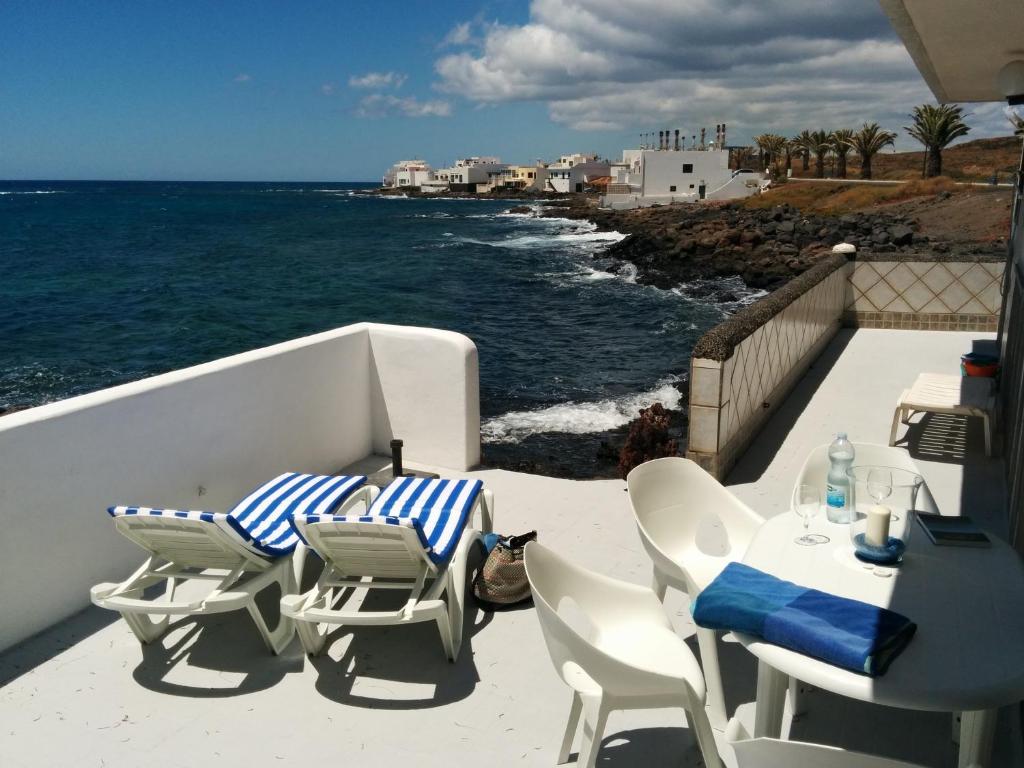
[753,134,773,172]
[905,104,970,178]
[808,129,834,178]
[764,134,788,177]
[793,130,814,172]
[732,146,754,170]
[846,122,897,180]
[831,129,854,179]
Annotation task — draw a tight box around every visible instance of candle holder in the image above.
[846,466,921,566]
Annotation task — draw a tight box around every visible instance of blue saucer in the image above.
[853,534,906,565]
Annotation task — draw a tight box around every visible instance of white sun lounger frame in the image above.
[281,488,494,662]
[90,486,376,654]
[889,372,996,456]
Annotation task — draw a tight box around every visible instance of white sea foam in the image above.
[0,190,62,195]
[481,378,683,444]
[459,230,626,250]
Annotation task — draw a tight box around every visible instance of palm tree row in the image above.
[779,105,970,181]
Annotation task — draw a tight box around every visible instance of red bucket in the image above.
[961,353,999,377]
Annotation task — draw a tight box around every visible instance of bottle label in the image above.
[826,484,846,508]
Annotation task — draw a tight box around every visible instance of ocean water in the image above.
[0,181,758,475]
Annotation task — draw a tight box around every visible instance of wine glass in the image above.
[867,468,896,520]
[793,484,828,545]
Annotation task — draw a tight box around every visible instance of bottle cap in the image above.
[837,432,847,439]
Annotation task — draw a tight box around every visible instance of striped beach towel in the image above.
[109,473,366,557]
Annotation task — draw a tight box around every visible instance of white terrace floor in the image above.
[2,329,1020,767]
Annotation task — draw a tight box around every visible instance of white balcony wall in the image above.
[0,323,479,652]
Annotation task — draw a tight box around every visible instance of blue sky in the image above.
[0,1,1011,181]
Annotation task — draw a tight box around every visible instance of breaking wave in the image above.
[481,377,683,444]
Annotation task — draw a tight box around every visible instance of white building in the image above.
[602,144,767,209]
[381,159,433,189]
[423,157,509,193]
[545,153,611,193]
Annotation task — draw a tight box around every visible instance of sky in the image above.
[0,0,1015,181]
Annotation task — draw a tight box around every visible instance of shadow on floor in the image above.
[728,329,854,485]
[0,606,119,687]
[308,545,495,709]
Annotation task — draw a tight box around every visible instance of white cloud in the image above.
[356,94,452,118]
[321,82,336,95]
[433,0,973,142]
[233,73,251,83]
[440,21,473,48]
[348,71,408,90]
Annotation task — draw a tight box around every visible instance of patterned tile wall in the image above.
[687,265,848,477]
[848,261,1003,316]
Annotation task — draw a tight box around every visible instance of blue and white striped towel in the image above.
[109,473,366,557]
[295,476,483,565]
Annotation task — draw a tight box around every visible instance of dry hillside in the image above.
[787,136,1021,182]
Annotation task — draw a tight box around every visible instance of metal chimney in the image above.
[674,129,680,151]
[700,127,706,149]
[722,123,727,147]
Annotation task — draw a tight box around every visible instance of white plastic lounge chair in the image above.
[626,456,764,730]
[282,476,494,662]
[889,372,996,456]
[794,442,939,515]
[524,542,927,768]
[91,473,370,654]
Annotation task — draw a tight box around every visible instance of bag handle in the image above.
[502,530,538,549]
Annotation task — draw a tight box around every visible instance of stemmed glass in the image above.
[867,468,897,520]
[793,484,829,546]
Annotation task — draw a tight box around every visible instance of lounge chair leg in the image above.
[696,626,727,731]
[122,611,170,645]
[889,406,903,446]
[558,692,583,764]
[436,614,455,662]
[577,697,609,768]
[983,414,993,457]
[247,565,295,655]
[294,617,329,656]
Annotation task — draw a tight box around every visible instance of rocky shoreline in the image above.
[531,195,999,295]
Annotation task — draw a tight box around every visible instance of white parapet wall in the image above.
[0,322,480,652]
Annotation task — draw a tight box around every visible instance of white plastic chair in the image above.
[793,443,939,515]
[525,542,928,768]
[626,457,764,729]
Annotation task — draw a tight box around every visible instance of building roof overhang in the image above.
[879,0,1024,102]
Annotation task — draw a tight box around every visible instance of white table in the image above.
[736,512,1024,767]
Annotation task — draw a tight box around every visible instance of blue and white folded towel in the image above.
[691,562,916,676]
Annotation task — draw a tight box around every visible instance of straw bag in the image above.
[473,531,537,606]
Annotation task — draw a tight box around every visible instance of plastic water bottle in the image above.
[826,433,855,523]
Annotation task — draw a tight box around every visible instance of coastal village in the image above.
[381,125,770,208]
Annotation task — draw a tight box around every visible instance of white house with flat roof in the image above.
[421,157,509,193]
[602,145,766,209]
[382,159,434,189]
[545,153,611,193]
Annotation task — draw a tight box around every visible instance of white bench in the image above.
[889,372,996,456]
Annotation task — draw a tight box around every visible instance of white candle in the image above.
[866,505,891,548]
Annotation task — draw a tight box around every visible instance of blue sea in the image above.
[0,181,759,475]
